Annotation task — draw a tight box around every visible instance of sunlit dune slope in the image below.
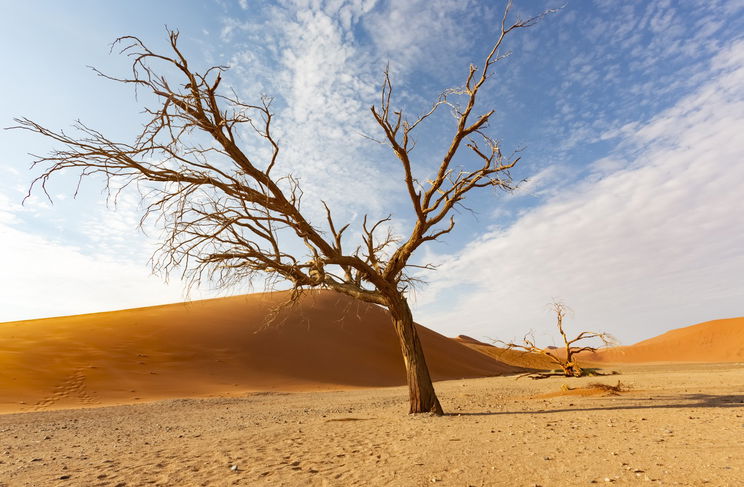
[453,335,491,347]
[454,318,744,368]
[0,290,519,412]
[584,317,744,364]
[453,336,559,370]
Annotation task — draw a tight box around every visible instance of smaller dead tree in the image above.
[497,302,615,377]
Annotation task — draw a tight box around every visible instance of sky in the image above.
[1,0,743,345]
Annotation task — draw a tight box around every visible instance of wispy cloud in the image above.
[414,39,744,344]
[218,0,395,223]
[0,185,218,322]
[217,0,498,225]
[3,0,743,326]
[363,0,478,78]
[0,199,193,322]
[530,0,744,165]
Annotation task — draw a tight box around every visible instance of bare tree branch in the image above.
[11,4,557,414]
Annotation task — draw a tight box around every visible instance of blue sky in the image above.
[1,0,743,345]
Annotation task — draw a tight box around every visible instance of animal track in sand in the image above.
[33,370,99,411]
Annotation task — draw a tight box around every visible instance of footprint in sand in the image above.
[33,369,99,411]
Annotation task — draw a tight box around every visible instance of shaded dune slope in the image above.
[0,290,519,412]
[586,317,744,364]
[453,336,559,370]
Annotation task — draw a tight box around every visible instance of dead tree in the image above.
[11,3,553,415]
[498,302,616,377]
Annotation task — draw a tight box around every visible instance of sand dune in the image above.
[452,334,492,346]
[586,317,744,364]
[454,318,744,369]
[453,336,560,370]
[0,290,518,413]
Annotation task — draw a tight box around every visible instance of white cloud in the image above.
[219,0,495,226]
[362,0,476,78]
[0,219,199,322]
[508,164,575,201]
[413,39,744,345]
[74,189,160,263]
[542,0,740,164]
[221,0,400,224]
[0,190,216,322]
[5,0,742,330]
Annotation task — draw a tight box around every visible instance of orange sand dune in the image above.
[453,334,493,347]
[453,335,561,370]
[455,318,744,368]
[585,317,744,364]
[0,290,519,413]
[453,337,560,370]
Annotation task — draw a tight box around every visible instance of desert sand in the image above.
[1,363,743,486]
[2,293,744,485]
[0,291,517,414]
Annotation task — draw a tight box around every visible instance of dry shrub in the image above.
[587,380,628,394]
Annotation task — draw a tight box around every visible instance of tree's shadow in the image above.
[450,393,744,417]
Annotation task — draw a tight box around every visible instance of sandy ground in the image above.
[1,362,742,486]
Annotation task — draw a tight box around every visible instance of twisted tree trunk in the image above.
[386,294,444,415]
